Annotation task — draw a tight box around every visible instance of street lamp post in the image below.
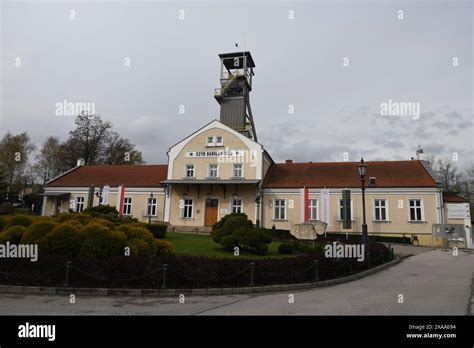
[148,192,154,224]
[358,158,370,262]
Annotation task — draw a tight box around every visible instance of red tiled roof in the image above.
[262,160,438,188]
[443,192,468,203]
[47,165,168,188]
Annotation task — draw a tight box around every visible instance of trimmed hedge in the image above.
[5,215,33,229]
[144,223,168,239]
[21,220,57,244]
[48,223,83,257]
[0,242,391,288]
[0,225,27,244]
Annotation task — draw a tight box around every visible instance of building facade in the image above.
[42,51,472,248]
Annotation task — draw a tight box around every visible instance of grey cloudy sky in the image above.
[1,0,473,170]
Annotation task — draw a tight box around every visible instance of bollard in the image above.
[249,262,255,286]
[161,264,168,289]
[63,261,72,287]
[314,260,319,281]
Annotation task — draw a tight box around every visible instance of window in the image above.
[308,199,318,220]
[182,199,193,219]
[147,197,157,216]
[206,136,223,146]
[339,199,353,220]
[209,164,218,178]
[374,199,388,221]
[274,199,286,220]
[123,197,132,215]
[185,164,195,178]
[233,163,243,177]
[232,198,243,213]
[76,197,85,213]
[409,199,423,221]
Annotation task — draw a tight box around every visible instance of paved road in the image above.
[0,250,472,315]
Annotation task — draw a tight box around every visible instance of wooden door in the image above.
[205,199,218,226]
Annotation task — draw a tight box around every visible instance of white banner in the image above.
[102,185,110,205]
[321,189,330,227]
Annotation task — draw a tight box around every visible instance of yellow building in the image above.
[42,51,472,248]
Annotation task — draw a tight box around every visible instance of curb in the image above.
[0,257,400,298]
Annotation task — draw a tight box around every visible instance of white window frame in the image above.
[181,198,194,219]
[215,136,223,146]
[146,197,157,217]
[338,198,354,221]
[123,197,132,216]
[373,198,389,221]
[208,164,219,178]
[206,136,214,147]
[231,197,243,213]
[184,164,195,178]
[273,199,287,221]
[308,198,319,221]
[233,163,243,178]
[76,196,85,213]
[408,199,424,222]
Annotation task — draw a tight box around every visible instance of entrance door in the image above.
[205,199,219,226]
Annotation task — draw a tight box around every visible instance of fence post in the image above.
[249,262,255,286]
[63,261,72,287]
[161,264,168,289]
[314,260,319,281]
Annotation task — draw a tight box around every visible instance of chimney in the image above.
[369,177,376,187]
[285,159,293,164]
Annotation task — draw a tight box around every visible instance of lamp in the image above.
[357,158,370,263]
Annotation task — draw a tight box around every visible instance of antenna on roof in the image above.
[416,145,424,160]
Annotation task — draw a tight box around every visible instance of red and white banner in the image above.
[116,184,125,216]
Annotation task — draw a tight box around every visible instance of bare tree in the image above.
[33,136,63,184]
[0,132,35,197]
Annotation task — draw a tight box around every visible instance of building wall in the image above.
[171,127,260,180]
[43,187,166,223]
[168,184,257,228]
[261,188,442,246]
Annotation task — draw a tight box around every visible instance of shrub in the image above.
[154,240,175,255]
[228,227,272,255]
[278,242,295,255]
[211,214,254,244]
[0,216,8,231]
[255,243,268,255]
[0,226,27,244]
[83,205,119,220]
[144,223,168,239]
[5,215,33,229]
[47,223,83,256]
[128,238,151,257]
[79,224,125,257]
[89,217,115,230]
[271,228,294,241]
[212,213,250,231]
[21,220,57,244]
[13,208,33,215]
[55,213,78,223]
[221,234,237,251]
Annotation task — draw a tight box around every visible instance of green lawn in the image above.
[163,232,291,259]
